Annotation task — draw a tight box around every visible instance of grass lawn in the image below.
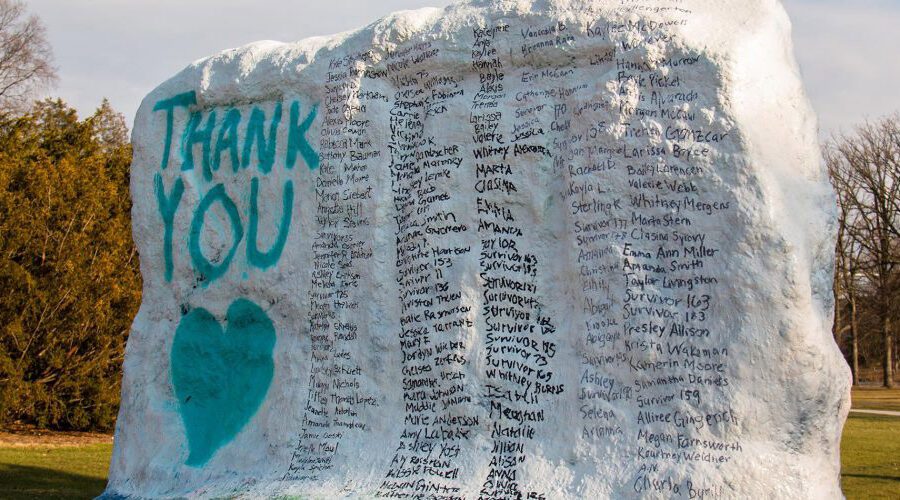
[0,443,111,499]
[0,390,896,498]
[843,387,900,499]
[852,387,900,412]
[842,414,900,499]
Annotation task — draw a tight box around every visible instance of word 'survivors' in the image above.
[106,0,850,498]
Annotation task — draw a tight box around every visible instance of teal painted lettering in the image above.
[286,100,319,170]
[189,184,244,284]
[171,298,275,466]
[153,91,197,170]
[181,110,217,180]
[247,178,293,269]
[213,108,241,173]
[241,103,282,174]
[154,173,184,282]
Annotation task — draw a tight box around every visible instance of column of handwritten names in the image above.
[476,23,561,500]
[564,8,742,496]
[283,51,379,482]
[376,42,473,499]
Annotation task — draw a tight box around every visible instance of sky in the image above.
[27,0,900,138]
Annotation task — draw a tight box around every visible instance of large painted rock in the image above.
[106,0,850,497]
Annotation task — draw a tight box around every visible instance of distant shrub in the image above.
[0,99,139,431]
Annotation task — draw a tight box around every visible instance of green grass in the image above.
[852,387,900,412]
[0,443,111,499]
[842,414,900,499]
[0,415,896,498]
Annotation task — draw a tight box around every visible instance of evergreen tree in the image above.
[0,98,139,431]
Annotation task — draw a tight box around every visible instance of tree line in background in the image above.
[829,115,900,388]
[0,0,895,433]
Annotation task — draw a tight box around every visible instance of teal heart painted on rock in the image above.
[171,298,276,467]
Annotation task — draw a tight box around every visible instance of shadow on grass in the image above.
[0,463,107,499]
[843,473,900,482]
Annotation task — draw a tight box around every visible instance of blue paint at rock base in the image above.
[170,298,276,467]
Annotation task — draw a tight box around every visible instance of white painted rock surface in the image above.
[106,0,850,498]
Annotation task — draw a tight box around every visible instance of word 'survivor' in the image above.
[106,0,850,498]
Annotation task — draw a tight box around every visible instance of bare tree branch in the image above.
[827,114,900,387]
[0,0,56,114]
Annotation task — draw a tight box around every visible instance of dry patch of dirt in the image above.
[0,424,112,448]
